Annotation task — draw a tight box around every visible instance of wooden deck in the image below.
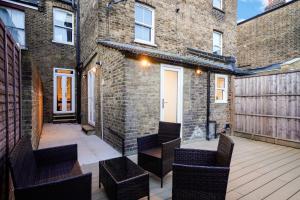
[81,136,300,200]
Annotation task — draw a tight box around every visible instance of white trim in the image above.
[160,64,183,137]
[213,0,223,10]
[53,8,75,45]
[134,2,155,45]
[213,31,223,55]
[53,68,76,114]
[88,69,96,126]
[215,74,228,104]
[1,0,38,10]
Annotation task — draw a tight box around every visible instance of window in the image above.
[213,31,222,55]
[53,8,74,45]
[215,74,228,103]
[135,3,154,45]
[213,0,222,10]
[0,6,25,47]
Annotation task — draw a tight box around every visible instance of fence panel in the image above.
[0,19,22,200]
[234,71,300,146]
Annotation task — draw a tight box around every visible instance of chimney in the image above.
[265,0,286,11]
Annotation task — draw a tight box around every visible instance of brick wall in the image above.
[21,51,44,149]
[80,0,237,65]
[82,47,231,154]
[24,0,77,122]
[237,0,300,69]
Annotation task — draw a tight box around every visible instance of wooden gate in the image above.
[234,71,300,147]
[0,20,22,200]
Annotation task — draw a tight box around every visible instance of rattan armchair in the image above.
[8,135,92,200]
[137,121,181,188]
[172,134,234,200]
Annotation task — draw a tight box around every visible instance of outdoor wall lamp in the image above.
[195,68,203,75]
[141,58,150,67]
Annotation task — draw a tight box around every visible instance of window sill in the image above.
[52,40,74,46]
[214,101,228,104]
[134,39,157,47]
[213,7,225,14]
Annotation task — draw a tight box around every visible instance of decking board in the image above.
[80,136,300,200]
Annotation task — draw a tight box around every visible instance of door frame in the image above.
[53,68,75,114]
[160,64,183,128]
[88,69,96,126]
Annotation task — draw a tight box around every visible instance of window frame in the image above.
[0,6,26,47]
[213,30,223,55]
[215,74,228,104]
[213,0,223,10]
[52,7,74,45]
[134,2,155,46]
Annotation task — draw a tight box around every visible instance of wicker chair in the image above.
[8,135,92,200]
[172,134,234,200]
[137,121,181,188]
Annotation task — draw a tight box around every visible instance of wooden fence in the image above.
[234,71,300,147]
[0,20,22,200]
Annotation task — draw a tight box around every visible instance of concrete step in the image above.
[82,124,95,135]
[53,113,77,123]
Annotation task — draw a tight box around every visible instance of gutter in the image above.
[206,71,211,140]
[74,0,81,123]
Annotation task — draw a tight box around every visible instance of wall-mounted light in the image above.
[196,68,203,75]
[92,67,97,73]
[141,58,150,67]
[82,74,87,79]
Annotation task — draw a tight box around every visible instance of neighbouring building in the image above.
[79,0,239,154]
[0,0,78,147]
[237,0,300,69]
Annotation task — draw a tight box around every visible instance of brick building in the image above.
[0,0,78,147]
[79,0,239,154]
[237,0,300,69]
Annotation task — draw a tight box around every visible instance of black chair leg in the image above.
[161,178,163,188]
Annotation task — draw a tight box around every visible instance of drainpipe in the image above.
[206,71,211,141]
[75,0,81,123]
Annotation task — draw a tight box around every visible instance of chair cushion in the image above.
[140,147,162,158]
[35,161,82,185]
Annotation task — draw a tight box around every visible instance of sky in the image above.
[238,0,291,22]
[237,0,269,22]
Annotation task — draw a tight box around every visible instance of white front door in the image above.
[88,69,96,126]
[53,68,75,114]
[160,65,183,124]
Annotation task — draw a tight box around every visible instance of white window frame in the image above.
[134,3,155,46]
[213,0,223,10]
[213,31,223,55]
[52,8,74,45]
[0,6,26,47]
[215,74,228,104]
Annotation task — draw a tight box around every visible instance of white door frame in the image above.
[160,64,183,130]
[53,68,75,114]
[88,69,96,126]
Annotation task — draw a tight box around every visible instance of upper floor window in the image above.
[134,3,155,45]
[215,74,228,103]
[53,8,74,45]
[213,31,222,55]
[0,6,25,47]
[213,0,222,10]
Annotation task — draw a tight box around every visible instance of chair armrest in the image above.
[162,138,181,160]
[14,173,92,200]
[173,164,229,194]
[34,144,78,166]
[174,148,216,166]
[137,134,159,152]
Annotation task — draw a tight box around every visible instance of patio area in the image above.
[39,124,300,200]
